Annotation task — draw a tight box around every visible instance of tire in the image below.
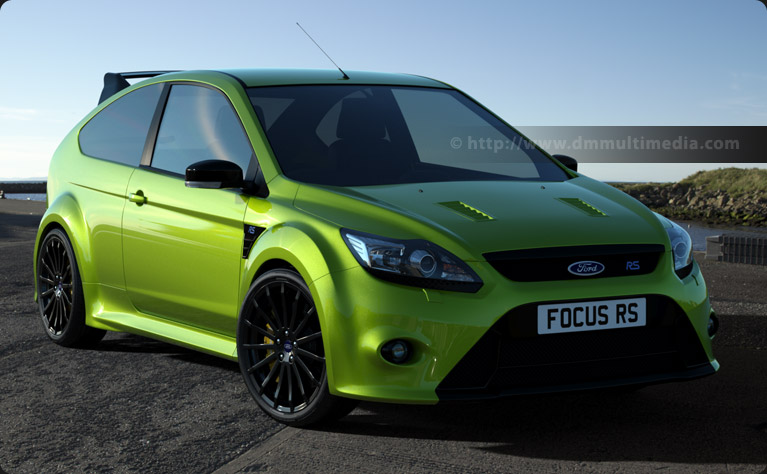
[237,269,358,426]
[610,384,645,394]
[598,384,645,395]
[36,229,106,347]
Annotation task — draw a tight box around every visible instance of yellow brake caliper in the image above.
[265,323,278,382]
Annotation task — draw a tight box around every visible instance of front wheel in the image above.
[237,269,357,426]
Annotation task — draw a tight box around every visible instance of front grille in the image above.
[436,295,710,398]
[484,244,665,282]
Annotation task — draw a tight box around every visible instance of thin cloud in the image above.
[0,107,38,121]
[0,136,59,179]
[702,96,767,119]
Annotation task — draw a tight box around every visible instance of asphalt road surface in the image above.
[1,200,766,473]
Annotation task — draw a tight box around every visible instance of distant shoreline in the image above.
[0,181,46,195]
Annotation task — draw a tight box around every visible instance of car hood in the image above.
[294,176,669,260]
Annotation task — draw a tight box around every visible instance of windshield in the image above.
[247,85,568,186]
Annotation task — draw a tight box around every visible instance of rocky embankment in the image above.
[0,182,46,196]
[612,182,767,227]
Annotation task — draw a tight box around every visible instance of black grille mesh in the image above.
[484,244,665,282]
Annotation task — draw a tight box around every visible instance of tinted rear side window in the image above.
[79,84,163,166]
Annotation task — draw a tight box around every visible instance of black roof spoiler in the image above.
[98,71,179,104]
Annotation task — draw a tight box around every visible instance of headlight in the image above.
[341,229,483,293]
[655,213,693,278]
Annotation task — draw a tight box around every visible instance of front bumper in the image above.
[436,294,715,400]
[310,254,717,404]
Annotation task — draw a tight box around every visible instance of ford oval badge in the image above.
[568,261,605,276]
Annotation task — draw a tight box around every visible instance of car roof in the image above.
[220,68,450,88]
[99,69,452,105]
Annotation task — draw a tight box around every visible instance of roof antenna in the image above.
[296,22,349,80]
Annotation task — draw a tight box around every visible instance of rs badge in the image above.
[242,224,265,258]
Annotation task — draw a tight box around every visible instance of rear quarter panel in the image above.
[34,127,135,315]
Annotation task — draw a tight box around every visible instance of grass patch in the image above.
[609,168,767,226]
[680,168,767,198]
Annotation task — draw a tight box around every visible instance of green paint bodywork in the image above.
[34,69,718,404]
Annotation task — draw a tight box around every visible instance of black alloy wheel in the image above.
[237,269,357,426]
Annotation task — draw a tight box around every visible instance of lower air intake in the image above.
[436,295,711,399]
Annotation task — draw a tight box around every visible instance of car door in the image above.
[122,83,255,335]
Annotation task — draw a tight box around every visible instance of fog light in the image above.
[708,313,719,338]
[381,340,411,364]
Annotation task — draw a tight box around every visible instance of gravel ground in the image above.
[0,202,282,473]
[1,200,765,473]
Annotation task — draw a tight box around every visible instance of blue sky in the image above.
[1,0,766,181]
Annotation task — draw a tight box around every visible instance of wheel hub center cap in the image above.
[283,340,293,353]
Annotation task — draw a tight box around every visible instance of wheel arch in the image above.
[252,258,299,284]
[34,193,92,301]
[241,224,341,301]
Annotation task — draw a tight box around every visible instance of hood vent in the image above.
[558,198,607,217]
[438,201,495,222]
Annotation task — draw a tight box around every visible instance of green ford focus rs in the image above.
[34,69,719,426]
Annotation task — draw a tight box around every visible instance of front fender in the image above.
[239,221,357,369]
[240,223,338,300]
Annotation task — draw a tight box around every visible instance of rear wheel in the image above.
[237,269,357,426]
[37,229,105,347]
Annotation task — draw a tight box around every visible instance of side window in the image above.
[151,85,253,178]
[79,84,163,166]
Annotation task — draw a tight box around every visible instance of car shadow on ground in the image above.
[87,333,239,372]
[315,345,767,466]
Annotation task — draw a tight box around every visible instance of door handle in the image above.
[128,191,147,206]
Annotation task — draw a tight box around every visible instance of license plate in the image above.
[537,297,646,335]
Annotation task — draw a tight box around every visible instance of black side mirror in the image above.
[552,154,578,173]
[185,160,244,189]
